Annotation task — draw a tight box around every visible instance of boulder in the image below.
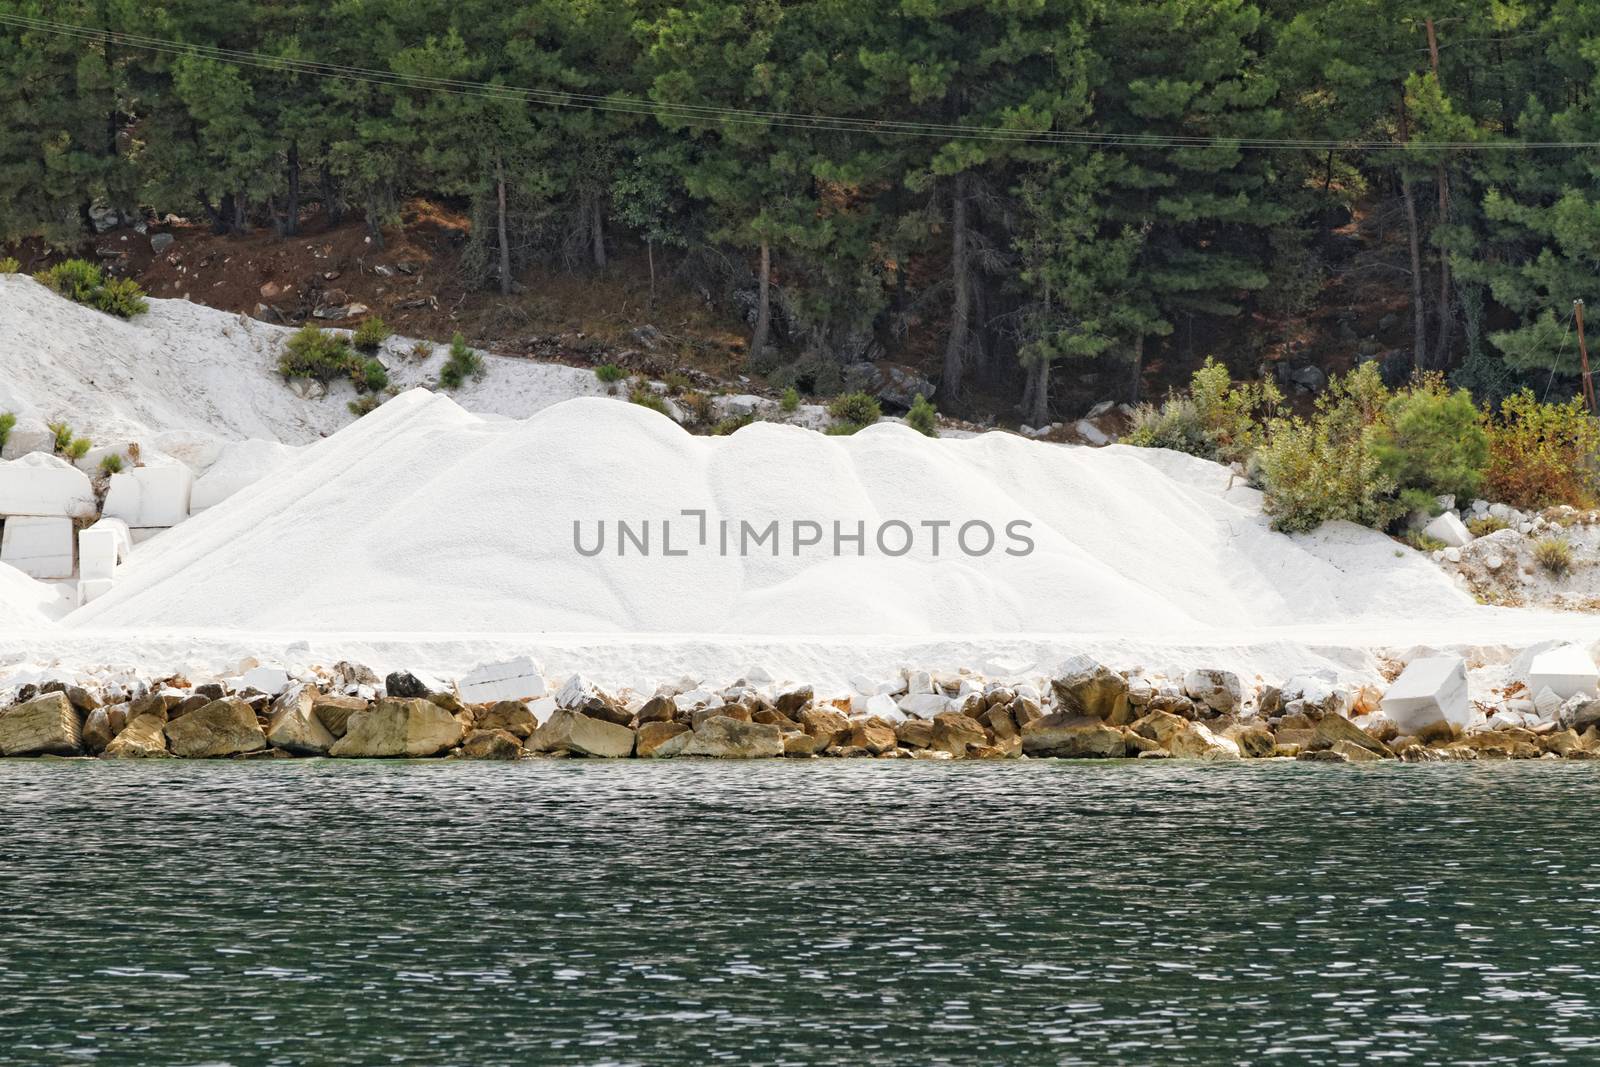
[930,712,987,757]
[0,692,82,755]
[457,656,548,703]
[384,670,436,698]
[1422,511,1472,548]
[783,730,829,757]
[0,417,55,461]
[895,719,934,749]
[265,687,337,755]
[1182,669,1243,716]
[0,515,75,578]
[101,713,170,758]
[78,518,130,581]
[775,686,813,716]
[799,705,850,745]
[0,452,96,518]
[1050,655,1131,723]
[1380,656,1471,739]
[636,696,676,723]
[312,693,368,737]
[1526,645,1600,701]
[81,704,122,754]
[636,719,692,758]
[164,698,267,758]
[241,665,290,695]
[1226,722,1277,759]
[681,716,783,758]
[848,720,898,755]
[477,700,537,739]
[1311,714,1392,758]
[460,729,523,760]
[103,456,193,528]
[331,698,465,757]
[524,707,634,758]
[1021,714,1127,758]
[1164,720,1240,761]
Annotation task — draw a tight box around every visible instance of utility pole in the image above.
[1426,17,1452,369]
[1576,300,1596,414]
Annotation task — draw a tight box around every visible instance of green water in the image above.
[2,759,1598,1065]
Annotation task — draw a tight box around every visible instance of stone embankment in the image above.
[4,648,1600,763]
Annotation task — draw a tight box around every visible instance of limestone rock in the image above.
[1165,720,1241,760]
[1380,655,1471,739]
[457,656,547,703]
[1183,669,1243,716]
[1227,723,1276,758]
[783,730,828,756]
[477,700,537,739]
[1527,645,1600,701]
[930,712,987,757]
[265,686,336,755]
[799,706,850,745]
[849,720,899,755]
[165,698,267,758]
[524,708,634,758]
[330,698,465,758]
[895,719,933,749]
[312,693,368,737]
[1311,714,1392,759]
[81,704,122,754]
[460,729,523,760]
[101,713,171,758]
[1423,511,1472,548]
[1021,713,1127,758]
[636,720,692,758]
[1050,656,1131,723]
[681,716,783,758]
[775,686,814,716]
[0,693,83,756]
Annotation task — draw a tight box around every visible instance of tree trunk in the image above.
[940,173,972,405]
[321,163,343,226]
[1128,334,1145,404]
[367,207,385,251]
[495,156,511,297]
[1030,354,1050,428]
[752,237,772,358]
[284,141,301,238]
[1400,172,1428,371]
[1433,169,1451,368]
[646,238,656,307]
[591,195,607,270]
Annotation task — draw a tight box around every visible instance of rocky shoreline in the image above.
[4,650,1600,763]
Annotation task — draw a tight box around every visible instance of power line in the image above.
[4,12,1600,152]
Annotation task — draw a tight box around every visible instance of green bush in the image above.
[279,325,357,382]
[98,453,124,475]
[1534,537,1573,577]
[0,412,14,450]
[1403,530,1447,553]
[1256,364,1401,534]
[905,394,938,437]
[711,414,753,436]
[46,420,73,452]
[92,276,149,318]
[439,333,485,390]
[1373,375,1488,510]
[356,358,389,393]
[664,371,692,394]
[347,394,382,417]
[66,437,91,460]
[780,385,800,413]
[1485,390,1600,509]
[0,256,20,273]
[1467,514,1507,537]
[595,363,626,383]
[630,385,670,415]
[1125,357,1279,465]
[352,317,391,352]
[828,391,881,432]
[36,259,147,317]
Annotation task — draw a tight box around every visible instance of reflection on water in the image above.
[1,758,1598,1065]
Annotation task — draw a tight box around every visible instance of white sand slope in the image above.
[65,390,1477,638]
[0,561,71,629]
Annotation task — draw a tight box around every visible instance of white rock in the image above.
[1533,686,1565,722]
[1422,511,1473,548]
[1380,655,1471,736]
[1484,554,1504,572]
[673,687,716,711]
[896,692,950,718]
[555,673,603,708]
[189,439,296,513]
[868,693,910,722]
[528,695,558,725]
[0,453,96,518]
[0,515,75,578]
[241,665,290,695]
[77,578,114,604]
[1443,547,1461,563]
[1074,419,1110,446]
[1086,400,1115,418]
[78,518,130,581]
[103,457,193,528]
[1489,502,1512,520]
[457,655,548,703]
[1526,645,1600,701]
[904,669,935,695]
[0,417,55,461]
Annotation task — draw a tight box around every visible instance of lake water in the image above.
[2,759,1598,1065]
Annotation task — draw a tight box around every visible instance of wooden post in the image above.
[1576,300,1596,413]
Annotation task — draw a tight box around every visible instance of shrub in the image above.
[46,420,74,452]
[410,340,434,360]
[828,391,881,432]
[92,276,148,318]
[438,333,485,390]
[595,363,626,383]
[0,256,20,273]
[679,391,714,424]
[630,385,670,415]
[1534,536,1573,577]
[98,453,123,475]
[1256,364,1401,534]
[352,317,391,352]
[356,358,389,393]
[65,437,91,461]
[664,371,692,394]
[1467,514,1507,537]
[711,414,753,436]
[1125,357,1280,465]
[1484,390,1600,510]
[780,386,800,413]
[0,412,14,450]
[37,259,103,303]
[905,394,938,437]
[279,325,356,382]
[1373,375,1489,510]
[1404,530,1447,553]
[348,394,382,417]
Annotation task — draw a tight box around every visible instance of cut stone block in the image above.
[0,515,75,578]
[1380,655,1471,736]
[457,655,548,703]
[78,578,114,605]
[1526,645,1600,701]
[103,458,193,528]
[0,417,55,461]
[1422,511,1472,548]
[240,665,291,695]
[78,521,127,581]
[0,453,96,518]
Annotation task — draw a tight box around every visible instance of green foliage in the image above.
[348,394,383,417]
[1125,358,1279,465]
[439,333,485,390]
[1534,537,1573,577]
[358,359,389,393]
[410,341,434,361]
[905,394,938,438]
[679,391,714,424]
[352,317,391,352]
[663,372,692,395]
[0,412,13,450]
[630,386,670,415]
[1372,376,1489,505]
[827,392,881,432]
[36,260,147,318]
[92,277,148,318]
[711,414,753,436]
[46,420,73,452]
[595,363,626,384]
[98,453,124,475]
[1403,531,1447,554]
[0,256,19,273]
[1485,391,1600,510]
[1467,514,1507,538]
[780,386,800,413]
[279,326,356,383]
[65,437,91,461]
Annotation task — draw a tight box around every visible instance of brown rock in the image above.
[931,712,987,757]
[1226,723,1276,759]
[81,703,126,755]
[783,730,828,757]
[312,693,368,737]
[682,716,783,758]
[101,713,171,758]
[692,703,752,728]
[775,686,813,716]
[478,700,537,739]
[525,708,634,758]
[636,720,692,758]
[265,687,336,755]
[460,729,523,760]
[798,706,850,745]
[330,698,466,758]
[980,705,1018,742]
[848,720,898,755]
[1330,740,1384,762]
[895,719,934,749]
[1051,658,1132,724]
[1310,715,1391,759]
[0,693,83,756]
[752,708,800,731]
[129,691,180,721]
[1021,714,1126,758]
[636,696,676,724]
[165,698,268,758]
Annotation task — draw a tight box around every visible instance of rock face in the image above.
[0,693,83,756]
[1051,656,1131,723]
[331,698,464,757]
[101,713,170,758]
[1021,714,1127,758]
[165,698,267,758]
[636,720,692,758]
[1164,720,1241,760]
[1311,714,1391,759]
[1183,669,1243,716]
[312,694,368,737]
[525,708,635,758]
[1381,656,1471,738]
[265,687,337,755]
[459,729,522,760]
[681,716,783,758]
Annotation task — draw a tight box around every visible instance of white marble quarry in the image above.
[1381,655,1471,736]
[0,515,75,579]
[103,458,193,528]
[0,417,55,461]
[77,578,114,605]
[78,518,130,582]
[1422,511,1473,548]
[457,656,549,703]
[189,439,295,514]
[1526,645,1600,701]
[0,453,96,518]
